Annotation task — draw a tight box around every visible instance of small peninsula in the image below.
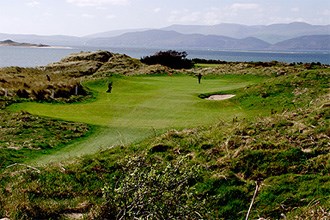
[0,39,49,47]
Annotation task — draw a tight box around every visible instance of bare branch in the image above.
[245,181,260,220]
[6,163,41,173]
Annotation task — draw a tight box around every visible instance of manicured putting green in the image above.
[10,74,264,164]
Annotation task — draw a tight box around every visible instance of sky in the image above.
[0,0,329,36]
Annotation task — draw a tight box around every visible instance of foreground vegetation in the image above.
[0,51,329,219]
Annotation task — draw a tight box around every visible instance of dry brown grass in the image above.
[0,66,86,101]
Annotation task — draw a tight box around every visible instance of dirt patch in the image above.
[206,94,236,100]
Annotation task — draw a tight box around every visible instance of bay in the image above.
[0,46,329,67]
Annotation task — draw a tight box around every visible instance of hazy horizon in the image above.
[0,0,329,37]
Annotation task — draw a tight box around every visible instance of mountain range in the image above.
[1,22,329,51]
[86,30,272,50]
[161,22,330,44]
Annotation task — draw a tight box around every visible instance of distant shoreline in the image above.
[0,39,48,47]
[0,44,72,49]
[0,39,72,49]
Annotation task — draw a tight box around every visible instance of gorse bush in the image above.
[99,155,208,219]
[141,50,194,69]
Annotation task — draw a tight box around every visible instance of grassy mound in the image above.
[0,110,91,169]
[0,66,329,219]
[45,51,147,77]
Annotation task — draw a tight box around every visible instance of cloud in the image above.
[203,11,221,25]
[230,3,261,11]
[153,8,161,13]
[26,0,40,7]
[67,0,129,7]
[166,4,265,26]
[167,8,224,25]
[168,10,201,23]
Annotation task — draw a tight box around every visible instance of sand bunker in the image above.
[206,94,236,100]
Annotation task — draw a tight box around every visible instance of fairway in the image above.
[9,74,264,164]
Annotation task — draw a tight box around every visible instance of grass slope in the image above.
[0,68,329,219]
[0,110,90,169]
[8,74,265,164]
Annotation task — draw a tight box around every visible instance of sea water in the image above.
[0,46,329,67]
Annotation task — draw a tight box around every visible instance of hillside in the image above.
[83,28,150,39]
[0,51,329,219]
[270,35,330,51]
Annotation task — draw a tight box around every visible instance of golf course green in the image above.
[9,74,265,164]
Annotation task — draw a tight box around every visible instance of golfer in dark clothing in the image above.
[197,73,202,84]
[107,81,113,93]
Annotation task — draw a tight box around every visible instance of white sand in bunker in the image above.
[206,94,236,100]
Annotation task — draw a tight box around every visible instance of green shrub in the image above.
[98,155,207,219]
